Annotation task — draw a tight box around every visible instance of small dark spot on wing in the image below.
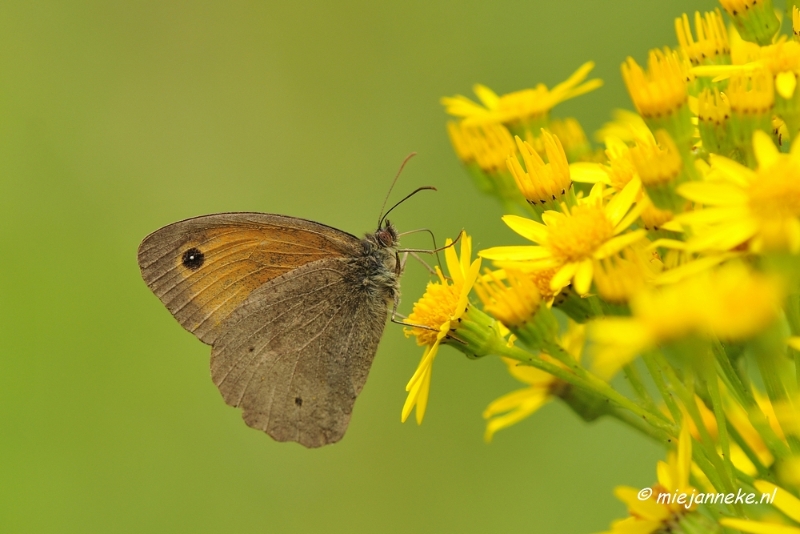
[181,247,205,270]
[295,397,303,407]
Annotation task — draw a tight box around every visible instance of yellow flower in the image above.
[696,87,734,155]
[590,262,784,378]
[441,61,603,127]
[594,109,651,144]
[694,38,800,98]
[479,179,646,295]
[603,424,697,534]
[721,481,800,533]
[677,130,800,253]
[718,0,780,47]
[675,9,730,66]
[482,322,585,442]
[475,269,542,328]
[795,6,800,42]
[592,242,662,305]
[622,48,688,119]
[447,121,517,173]
[547,117,595,162]
[507,130,573,208]
[629,129,683,188]
[402,234,481,424]
[727,69,775,116]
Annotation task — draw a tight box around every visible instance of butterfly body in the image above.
[138,213,401,447]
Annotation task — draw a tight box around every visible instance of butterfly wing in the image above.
[137,213,362,344]
[210,256,390,447]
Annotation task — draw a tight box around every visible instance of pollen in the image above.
[546,205,615,263]
[475,270,542,328]
[405,281,460,346]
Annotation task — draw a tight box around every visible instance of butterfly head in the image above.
[374,219,398,249]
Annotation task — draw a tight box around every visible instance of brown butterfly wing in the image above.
[209,257,390,448]
[137,213,361,344]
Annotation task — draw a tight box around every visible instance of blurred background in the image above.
[0,1,719,532]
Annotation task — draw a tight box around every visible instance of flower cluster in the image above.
[402,2,800,532]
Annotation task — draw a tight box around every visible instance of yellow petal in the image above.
[613,200,646,235]
[473,84,499,109]
[541,210,566,227]
[605,177,641,227]
[406,343,438,391]
[594,230,647,259]
[613,487,670,522]
[570,162,610,184]
[502,215,549,244]
[551,262,579,290]
[655,254,733,285]
[754,481,800,523]
[687,219,759,252]
[674,205,750,226]
[484,393,549,442]
[454,259,481,314]
[573,259,594,295]
[483,387,543,418]
[678,181,748,205]
[415,366,432,424]
[552,61,596,93]
[444,238,462,285]
[479,245,553,261]
[647,238,688,250]
[777,71,798,100]
[460,233,472,277]
[709,153,756,185]
[677,423,692,487]
[753,129,780,168]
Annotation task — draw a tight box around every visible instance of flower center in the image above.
[748,160,800,220]
[546,205,615,263]
[405,281,461,346]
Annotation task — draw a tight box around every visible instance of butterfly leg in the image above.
[388,264,438,333]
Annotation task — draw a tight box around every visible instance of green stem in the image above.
[497,344,677,437]
[607,407,673,445]
[624,362,662,417]
[754,344,800,456]
[643,352,683,425]
[713,341,791,460]
[649,351,737,495]
[786,294,800,390]
[702,356,735,487]
[727,423,772,481]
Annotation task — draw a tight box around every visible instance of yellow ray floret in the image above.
[441,62,603,127]
[480,180,645,295]
[677,130,800,253]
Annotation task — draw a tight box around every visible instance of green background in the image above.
[0,1,718,532]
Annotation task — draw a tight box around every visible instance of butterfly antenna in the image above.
[377,152,417,228]
[379,186,437,229]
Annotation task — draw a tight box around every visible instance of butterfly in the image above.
[138,212,403,448]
